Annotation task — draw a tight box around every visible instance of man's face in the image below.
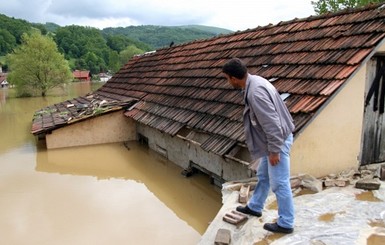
[225,74,241,89]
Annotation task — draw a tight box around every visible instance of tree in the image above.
[55,25,113,73]
[0,13,31,44]
[107,50,121,73]
[83,51,105,74]
[312,0,385,14]
[119,45,145,66]
[7,32,72,97]
[0,29,16,55]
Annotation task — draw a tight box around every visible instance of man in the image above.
[222,58,295,234]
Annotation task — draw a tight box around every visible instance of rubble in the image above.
[199,163,385,245]
[287,163,385,191]
[356,179,381,190]
[214,229,231,245]
[238,185,250,204]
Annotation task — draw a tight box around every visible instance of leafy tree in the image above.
[106,34,128,53]
[31,23,48,35]
[312,0,385,14]
[107,50,121,73]
[55,25,113,73]
[0,29,16,55]
[7,32,72,97]
[105,33,151,53]
[44,22,61,33]
[83,51,106,74]
[0,14,31,44]
[119,45,145,66]
[102,25,228,50]
[0,13,233,75]
[75,58,87,70]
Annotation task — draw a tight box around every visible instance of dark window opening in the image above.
[176,127,192,138]
[138,133,148,146]
[181,161,224,187]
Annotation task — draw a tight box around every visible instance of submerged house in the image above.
[32,4,385,183]
[0,74,8,88]
[73,70,91,81]
[0,67,7,88]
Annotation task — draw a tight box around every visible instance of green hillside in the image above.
[102,25,233,50]
[0,13,233,73]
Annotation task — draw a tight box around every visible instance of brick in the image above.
[324,178,349,187]
[355,179,381,190]
[238,185,250,204]
[215,228,231,245]
[334,178,349,187]
[223,210,248,225]
[324,179,335,187]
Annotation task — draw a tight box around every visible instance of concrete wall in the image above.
[378,42,385,52]
[290,64,366,177]
[137,124,251,182]
[46,111,136,149]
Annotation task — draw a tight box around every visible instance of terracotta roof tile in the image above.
[31,95,137,135]
[31,3,385,156]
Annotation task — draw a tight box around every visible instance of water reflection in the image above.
[0,83,222,244]
[35,141,222,233]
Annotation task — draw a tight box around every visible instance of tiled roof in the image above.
[73,70,90,78]
[32,4,385,156]
[31,94,136,135]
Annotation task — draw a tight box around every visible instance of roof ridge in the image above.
[153,3,385,55]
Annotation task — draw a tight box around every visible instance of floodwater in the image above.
[0,82,222,245]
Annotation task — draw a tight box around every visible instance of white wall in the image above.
[290,66,366,177]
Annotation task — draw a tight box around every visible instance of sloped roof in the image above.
[73,70,90,78]
[32,4,385,156]
[31,95,136,135]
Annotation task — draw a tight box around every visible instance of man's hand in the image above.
[269,152,280,166]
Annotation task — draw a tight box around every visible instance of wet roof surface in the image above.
[31,95,136,134]
[32,4,385,155]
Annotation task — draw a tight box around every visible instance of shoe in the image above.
[235,205,262,217]
[263,222,293,234]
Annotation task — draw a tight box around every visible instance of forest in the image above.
[0,13,232,75]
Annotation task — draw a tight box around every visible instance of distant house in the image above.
[99,73,112,82]
[73,70,91,81]
[31,4,385,183]
[0,73,7,88]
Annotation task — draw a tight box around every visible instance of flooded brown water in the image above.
[0,82,222,245]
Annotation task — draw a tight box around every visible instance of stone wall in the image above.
[136,124,251,183]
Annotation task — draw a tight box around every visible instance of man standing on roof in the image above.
[222,58,295,234]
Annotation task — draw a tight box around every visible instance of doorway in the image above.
[361,56,385,165]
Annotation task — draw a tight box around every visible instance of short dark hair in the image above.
[222,58,248,79]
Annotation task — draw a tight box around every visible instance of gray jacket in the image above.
[243,74,294,160]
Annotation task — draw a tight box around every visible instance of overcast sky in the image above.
[0,0,316,31]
